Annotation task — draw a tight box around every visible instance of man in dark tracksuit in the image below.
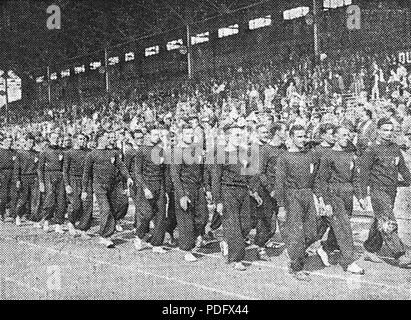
[38,131,66,233]
[63,133,92,237]
[212,125,258,271]
[107,131,129,231]
[0,135,16,222]
[203,163,222,236]
[275,125,318,280]
[13,134,42,226]
[82,130,133,248]
[357,118,411,268]
[133,128,168,254]
[310,123,338,263]
[203,134,222,237]
[165,161,177,245]
[163,133,177,246]
[123,130,142,231]
[315,126,365,274]
[253,123,287,260]
[170,125,208,262]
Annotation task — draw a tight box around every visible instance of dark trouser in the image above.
[321,184,353,254]
[175,185,208,251]
[166,189,177,236]
[366,189,405,259]
[94,181,128,238]
[221,185,251,263]
[0,169,13,218]
[130,185,139,229]
[254,188,279,248]
[9,177,17,218]
[284,189,318,272]
[136,180,167,247]
[42,171,66,224]
[115,181,129,222]
[324,184,356,267]
[15,176,41,221]
[249,195,259,230]
[210,209,222,231]
[67,177,93,231]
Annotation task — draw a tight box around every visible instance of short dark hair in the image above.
[289,125,305,137]
[377,118,393,129]
[365,109,373,119]
[73,133,85,139]
[25,133,35,141]
[131,129,144,138]
[319,123,336,136]
[333,125,350,135]
[270,122,286,137]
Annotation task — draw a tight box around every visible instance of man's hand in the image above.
[270,190,275,198]
[251,192,263,207]
[39,182,45,193]
[358,198,367,211]
[127,178,134,188]
[277,207,287,223]
[216,203,223,215]
[205,191,213,202]
[317,196,326,216]
[324,204,333,217]
[144,188,153,199]
[180,196,191,211]
[65,185,73,195]
[81,192,88,201]
[16,181,21,189]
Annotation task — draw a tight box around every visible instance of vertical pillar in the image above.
[4,73,8,124]
[105,47,109,92]
[313,0,321,60]
[47,66,51,104]
[186,24,193,79]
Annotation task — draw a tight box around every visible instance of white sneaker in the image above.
[346,262,365,275]
[220,241,229,257]
[115,224,123,232]
[79,231,91,240]
[152,246,167,254]
[98,237,115,248]
[55,224,65,234]
[234,262,247,271]
[364,252,383,263]
[68,223,77,236]
[184,252,198,262]
[33,222,42,229]
[43,221,50,233]
[195,235,205,248]
[317,246,331,267]
[133,237,152,251]
[15,216,21,226]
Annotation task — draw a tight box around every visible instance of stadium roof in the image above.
[0,0,279,75]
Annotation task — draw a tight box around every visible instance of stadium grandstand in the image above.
[0,0,410,123]
[0,0,411,300]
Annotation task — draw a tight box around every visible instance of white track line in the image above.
[167,246,410,294]
[82,228,411,294]
[0,275,46,296]
[97,224,409,293]
[3,223,410,297]
[0,236,257,300]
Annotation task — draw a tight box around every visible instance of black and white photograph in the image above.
[0,0,410,303]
